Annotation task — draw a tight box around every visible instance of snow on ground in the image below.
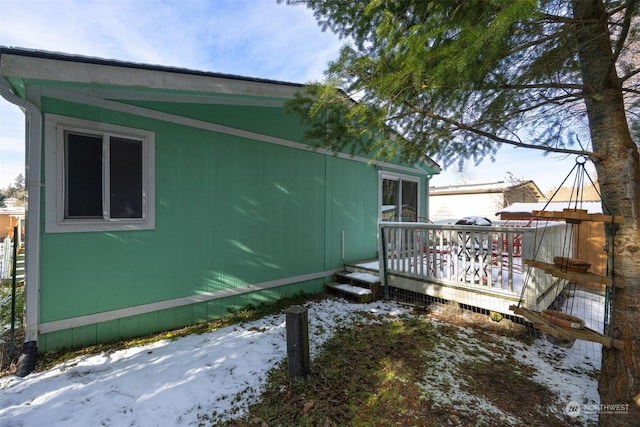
[421,317,600,425]
[0,298,600,426]
[0,300,410,426]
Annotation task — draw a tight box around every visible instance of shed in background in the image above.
[428,180,544,222]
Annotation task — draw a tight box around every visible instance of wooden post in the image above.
[286,305,310,380]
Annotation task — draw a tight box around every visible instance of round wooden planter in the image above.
[542,310,585,329]
[546,334,576,348]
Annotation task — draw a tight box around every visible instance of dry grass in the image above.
[2,294,588,426]
[208,302,582,427]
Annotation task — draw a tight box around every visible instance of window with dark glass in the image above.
[381,177,418,222]
[65,132,103,218]
[110,137,143,218]
[401,180,418,221]
[64,130,144,220]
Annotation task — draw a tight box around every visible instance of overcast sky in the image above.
[0,0,593,193]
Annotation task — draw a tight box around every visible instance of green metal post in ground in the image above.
[286,305,310,380]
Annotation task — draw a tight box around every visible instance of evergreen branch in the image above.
[498,82,585,91]
[400,101,597,158]
[620,67,640,83]
[504,30,570,56]
[610,0,636,65]
[605,2,632,17]
[539,13,598,25]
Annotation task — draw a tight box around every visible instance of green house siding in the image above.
[325,156,379,264]
[0,49,439,352]
[34,92,405,351]
[119,100,307,143]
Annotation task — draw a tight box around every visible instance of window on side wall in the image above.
[380,174,419,222]
[45,114,155,232]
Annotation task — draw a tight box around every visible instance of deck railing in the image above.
[1,236,14,282]
[378,221,570,311]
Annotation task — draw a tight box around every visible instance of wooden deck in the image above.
[368,222,572,316]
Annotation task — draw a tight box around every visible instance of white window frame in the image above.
[44,114,155,233]
[379,171,421,222]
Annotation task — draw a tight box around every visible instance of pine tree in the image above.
[0,174,26,207]
[285,1,640,424]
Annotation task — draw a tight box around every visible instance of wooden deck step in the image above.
[325,282,374,303]
[344,260,379,275]
[334,271,381,300]
[325,269,383,303]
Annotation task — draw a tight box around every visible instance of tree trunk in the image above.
[572,1,640,425]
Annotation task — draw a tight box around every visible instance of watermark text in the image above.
[565,401,630,417]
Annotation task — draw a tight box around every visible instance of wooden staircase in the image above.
[325,266,382,303]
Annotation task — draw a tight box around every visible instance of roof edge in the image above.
[0,46,305,88]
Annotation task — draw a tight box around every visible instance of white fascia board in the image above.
[1,52,301,99]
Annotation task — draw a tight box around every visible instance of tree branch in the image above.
[610,0,636,64]
[498,82,585,91]
[393,90,580,128]
[400,101,598,159]
[505,27,575,56]
[605,2,632,18]
[538,13,579,24]
[620,67,640,83]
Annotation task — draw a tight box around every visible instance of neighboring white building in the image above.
[428,181,544,222]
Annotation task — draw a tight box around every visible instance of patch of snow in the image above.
[0,299,410,426]
[344,272,380,283]
[0,298,599,425]
[521,336,600,424]
[332,284,372,295]
[422,335,520,425]
[421,319,600,425]
[355,261,379,271]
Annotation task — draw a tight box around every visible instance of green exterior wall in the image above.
[26,85,430,352]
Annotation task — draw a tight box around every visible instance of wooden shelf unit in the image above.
[523,259,624,289]
[510,305,624,350]
[511,209,626,350]
[531,208,624,224]
[528,207,624,289]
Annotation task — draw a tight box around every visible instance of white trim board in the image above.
[66,87,287,107]
[43,114,156,233]
[2,51,302,99]
[40,87,432,177]
[38,269,341,334]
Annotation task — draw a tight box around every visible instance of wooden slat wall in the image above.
[576,221,606,277]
